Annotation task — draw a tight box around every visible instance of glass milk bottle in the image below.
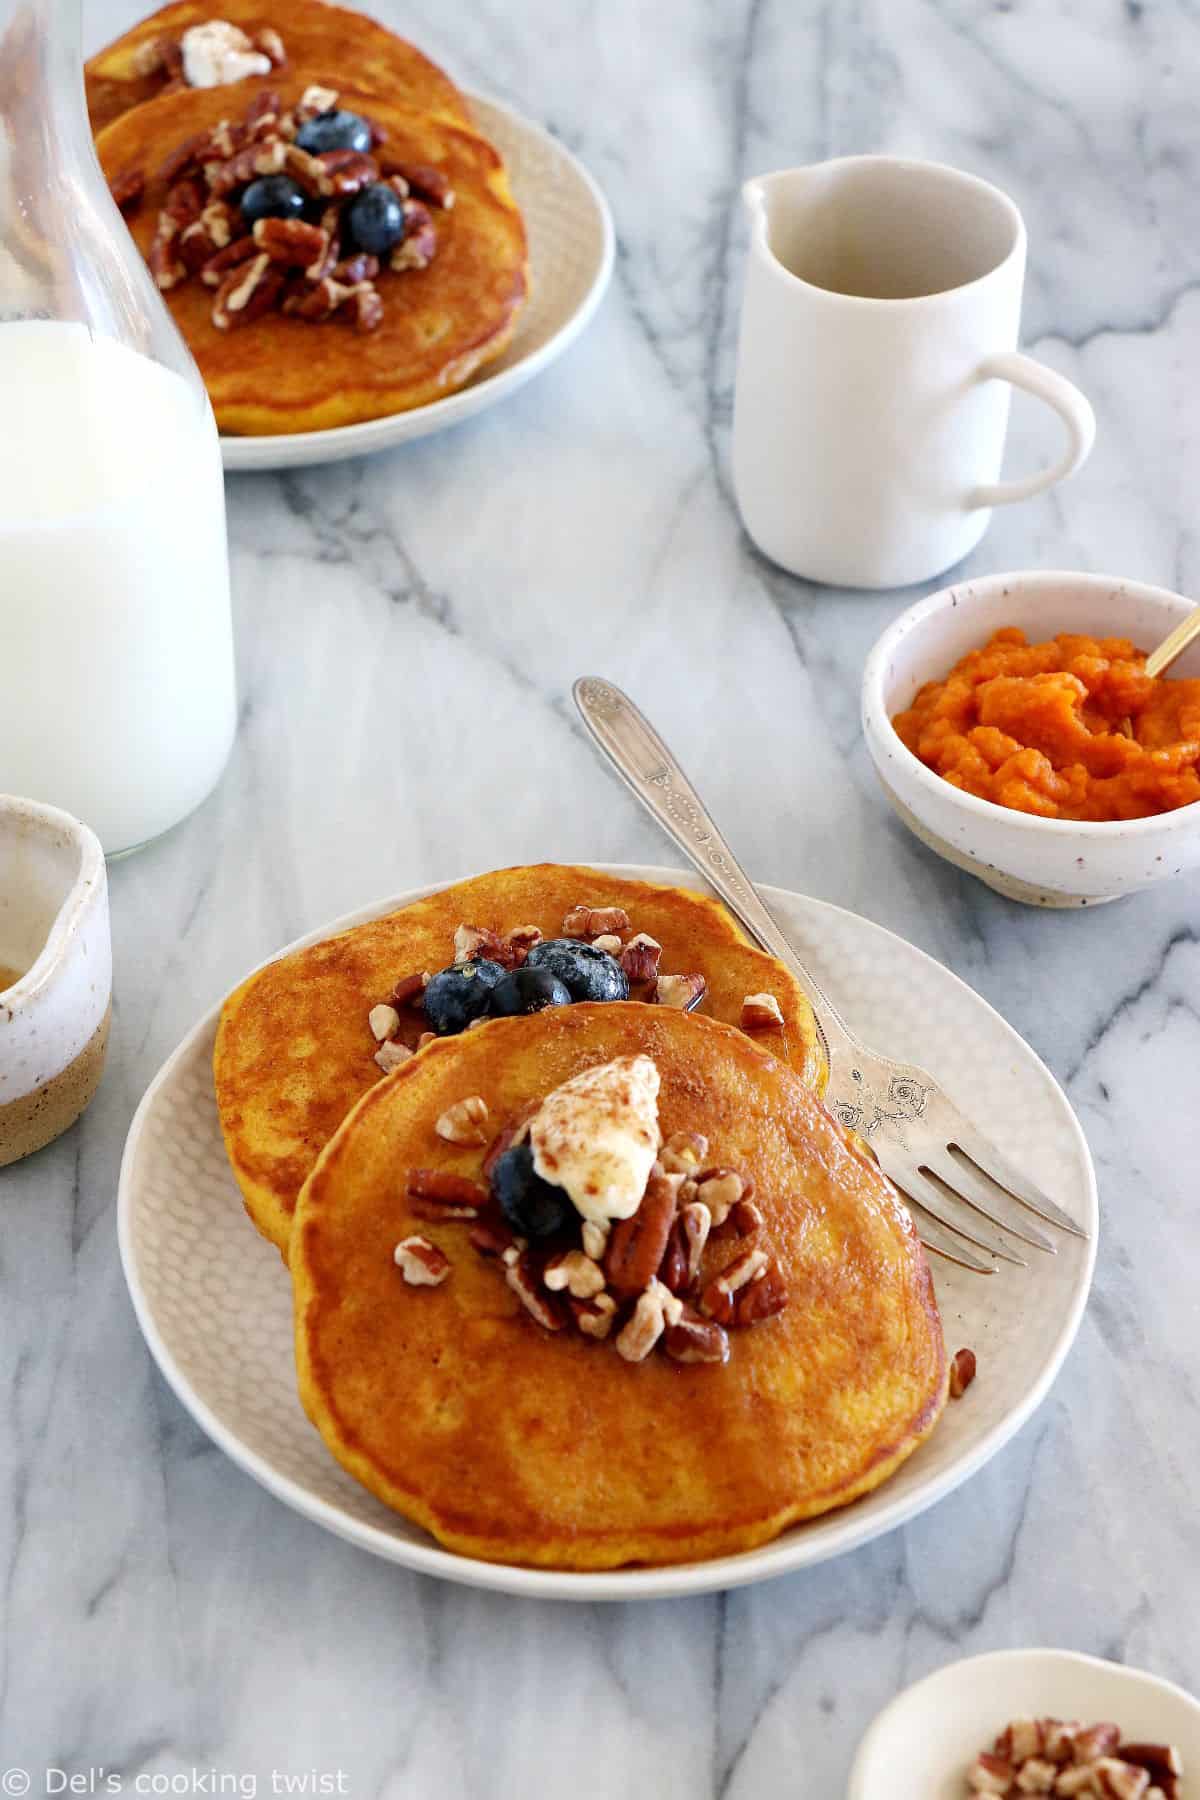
[0,0,236,855]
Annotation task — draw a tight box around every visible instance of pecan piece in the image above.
[453,922,506,965]
[281,275,345,321]
[1076,1728,1123,1764]
[1090,1764,1150,1800]
[731,1196,764,1237]
[1015,1763,1059,1795]
[316,148,379,194]
[130,35,167,76]
[295,83,339,121]
[969,1755,1015,1795]
[351,282,384,333]
[394,1235,450,1287]
[391,200,437,270]
[591,934,622,957]
[481,1104,537,1180]
[368,1003,400,1042]
[200,233,258,286]
[254,27,287,66]
[109,162,144,211]
[657,1216,690,1294]
[164,175,205,226]
[562,903,630,940]
[655,972,707,1011]
[663,1309,730,1365]
[208,137,286,196]
[331,252,380,285]
[1118,1749,1183,1787]
[741,992,784,1029]
[732,1260,788,1326]
[244,86,283,131]
[406,1169,489,1218]
[694,1167,750,1227]
[949,1345,977,1398]
[620,933,662,983]
[434,1095,489,1146]
[468,1215,515,1259]
[390,971,429,1009]
[374,1040,413,1075]
[604,1168,681,1297]
[570,1293,618,1339]
[543,1249,606,1299]
[699,1244,769,1323]
[157,131,209,186]
[156,33,184,78]
[615,1278,683,1362]
[504,925,543,966]
[505,1251,568,1331]
[148,223,185,291]
[659,1131,708,1174]
[252,215,329,266]
[212,253,283,328]
[382,158,455,209]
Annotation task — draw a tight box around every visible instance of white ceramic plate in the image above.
[117,865,1097,1601]
[219,94,614,471]
[847,1648,1200,1799]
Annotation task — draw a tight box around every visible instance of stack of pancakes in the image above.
[214,865,949,1570]
[88,0,528,432]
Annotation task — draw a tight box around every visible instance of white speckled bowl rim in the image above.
[117,865,1098,1602]
[219,95,615,472]
[847,1648,1200,1800]
[0,794,106,1007]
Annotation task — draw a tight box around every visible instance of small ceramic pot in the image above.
[0,796,111,1167]
[862,569,1200,905]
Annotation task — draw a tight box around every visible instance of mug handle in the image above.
[970,350,1096,507]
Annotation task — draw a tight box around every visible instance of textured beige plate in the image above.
[117,867,1097,1601]
[219,95,613,470]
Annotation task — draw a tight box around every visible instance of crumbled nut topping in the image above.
[950,1345,977,1398]
[394,1235,450,1287]
[374,1039,413,1074]
[368,1002,400,1042]
[615,1278,683,1363]
[434,1095,489,1146]
[542,1249,606,1299]
[741,992,784,1029]
[967,1720,1182,1798]
[659,1130,708,1174]
[590,934,623,956]
[655,972,707,1011]
[619,933,662,983]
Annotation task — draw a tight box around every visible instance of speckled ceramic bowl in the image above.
[0,797,111,1167]
[862,570,1200,905]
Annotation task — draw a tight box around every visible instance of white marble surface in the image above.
[2,0,1197,1790]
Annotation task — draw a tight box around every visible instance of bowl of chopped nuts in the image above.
[847,1649,1198,1799]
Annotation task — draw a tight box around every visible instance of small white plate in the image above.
[117,865,1097,1601]
[848,1648,1200,1799]
[219,94,614,471]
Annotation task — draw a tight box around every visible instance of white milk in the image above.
[0,320,236,853]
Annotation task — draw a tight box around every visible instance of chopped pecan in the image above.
[200,232,264,286]
[390,971,429,1009]
[374,1040,412,1075]
[741,992,784,1030]
[615,1278,683,1362]
[212,252,283,328]
[659,1131,708,1174]
[417,1031,437,1050]
[504,925,543,966]
[543,1249,606,1299]
[109,162,144,211]
[1015,1762,1059,1795]
[280,274,345,321]
[1118,1749,1183,1787]
[317,148,379,194]
[130,35,167,76]
[620,933,662,983]
[1041,1723,1080,1764]
[452,923,506,965]
[394,1235,450,1287]
[1055,1769,1103,1797]
[207,137,286,195]
[580,1219,609,1262]
[254,26,287,66]
[331,252,380,285]
[591,934,623,956]
[202,117,246,163]
[655,972,707,1012]
[950,1345,977,1398]
[657,1217,690,1294]
[406,1169,489,1217]
[158,33,184,78]
[604,1168,681,1296]
[164,176,205,226]
[570,1293,618,1339]
[562,904,630,940]
[678,1201,711,1285]
[732,1261,788,1326]
[506,1251,568,1331]
[157,130,209,185]
[368,1003,400,1042]
[699,1244,768,1323]
[694,1167,750,1227]
[1076,1727,1123,1765]
[252,215,329,265]
[468,1215,515,1259]
[244,86,282,132]
[351,281,384,333]
[391,201,437,270]
[148,223,185,291]
[434,1095,489,1146]
[382,159,456,209]
[1090,1765,1150,1800]
[296,82,339,121]
[969,1755,1015,1795]
[482,1105,537,1180]
[731,1196,764,1237]
[663,1310,730,1365]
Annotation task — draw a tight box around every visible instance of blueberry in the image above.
[345,182,406,255]
[294,108,373,155]
[490,1144,572,1239]
[488,967,573,1018]
[422,959,505,1035]
[524,938,630,1003]
[239,174,307,227]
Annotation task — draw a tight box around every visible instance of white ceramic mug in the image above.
[732,156,1096,590]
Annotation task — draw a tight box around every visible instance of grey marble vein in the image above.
[1,0,1197,1791]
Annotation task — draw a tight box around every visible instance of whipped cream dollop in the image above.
[181,21,272,87]
[530,1055,661,1225]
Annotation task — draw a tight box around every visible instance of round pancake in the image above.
[86,0,468,134]
[292,1003,948,1569]
[214,865,827,1258]
[95,79,528,434]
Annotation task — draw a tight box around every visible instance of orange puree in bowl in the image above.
[892,628,1200,821]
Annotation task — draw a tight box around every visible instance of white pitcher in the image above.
[732,156,1095,590]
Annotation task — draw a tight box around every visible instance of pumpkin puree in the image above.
[893,628,1200,821]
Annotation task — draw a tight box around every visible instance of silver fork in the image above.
[573,676,1088,1274]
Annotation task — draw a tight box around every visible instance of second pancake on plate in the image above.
[214,864,827,1256]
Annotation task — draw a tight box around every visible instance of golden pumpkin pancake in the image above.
[215,865,826,1258]
[95,78,527,433]
[292,1003,947,1569]
[86,0,468,134]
